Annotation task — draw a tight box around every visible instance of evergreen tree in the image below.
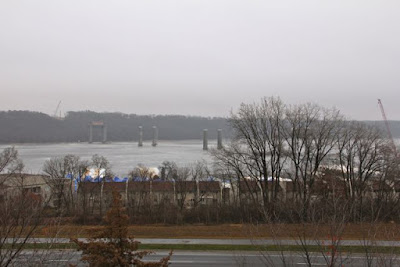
[72,190,172,266]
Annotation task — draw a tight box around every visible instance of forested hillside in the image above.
[0,110,399,143]
[0,111,231,143]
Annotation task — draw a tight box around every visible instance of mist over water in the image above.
[1,140,216,177]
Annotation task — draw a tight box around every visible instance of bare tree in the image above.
[91,154,114,178]
[374,146,400,221]
[189,161,212,207]
[0,147,47,266]
[336,122,387,221]
[128,164,155,180]
[43,154,89,215]
[173,166,192,212]
[0,147,24,184]
[258,97,288,205]
[159,161,178,181]
[0,185,44,266]
[212,97,289,220]
[283,103,343,221]
[212,98,343,222]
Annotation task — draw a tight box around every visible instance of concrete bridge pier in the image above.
[88,121,106,144]
[88,124,93,144]
[102,125,107,143]
[217,129,223,149]
[152,126,158,147]
[138,126,143,147]
[203,129,208,150]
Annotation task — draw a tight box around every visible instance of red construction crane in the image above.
[377,99,397,154]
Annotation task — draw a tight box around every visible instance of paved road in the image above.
[6,238,400,246]
[12,250,400,266]
[6,238,400,266]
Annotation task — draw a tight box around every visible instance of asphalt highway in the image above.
[12,250,400,266]
[6,237,400,246]
[6,238,400,266]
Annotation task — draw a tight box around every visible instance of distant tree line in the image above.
[0,111,231,143]
[0,110,399,143]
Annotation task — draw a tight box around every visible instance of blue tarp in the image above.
[66,174,130,183]
[113,177,128,182]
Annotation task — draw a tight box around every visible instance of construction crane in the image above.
[53,101,61,118]
[377,99,397,154]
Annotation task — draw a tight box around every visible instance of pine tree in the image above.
[72,190,172,266]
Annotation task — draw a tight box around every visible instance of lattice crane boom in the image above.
[377,99,397,153]
[53,101,61,118]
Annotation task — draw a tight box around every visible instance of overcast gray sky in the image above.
[1,0,399,120]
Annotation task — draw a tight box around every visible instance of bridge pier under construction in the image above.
[88,121,107,144]
[203,129,223,150]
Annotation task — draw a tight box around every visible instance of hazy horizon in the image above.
[1,108,400,122]
[1,1,400,120]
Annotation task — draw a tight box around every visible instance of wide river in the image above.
[0,140,217,176]
[3,138,399,177]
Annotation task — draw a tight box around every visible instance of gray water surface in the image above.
[1,140,215,176]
